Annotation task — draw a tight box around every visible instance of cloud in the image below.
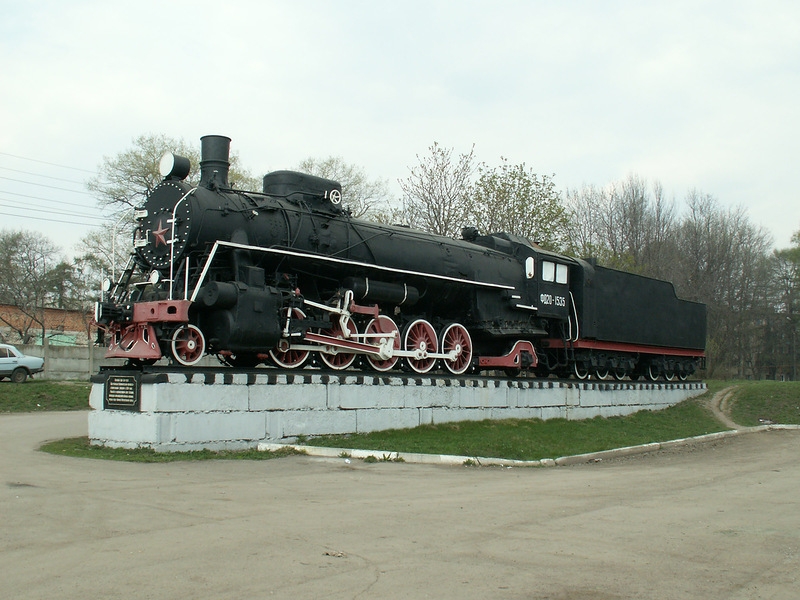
[2,0,799,252]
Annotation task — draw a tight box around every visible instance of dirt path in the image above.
[707,385,743,429]
[2,410,799,600]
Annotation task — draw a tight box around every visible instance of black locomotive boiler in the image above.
[94,135,706,380]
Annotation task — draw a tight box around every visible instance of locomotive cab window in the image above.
[556,263,568,284]
[542,261,555,282]
[542,261,568,284]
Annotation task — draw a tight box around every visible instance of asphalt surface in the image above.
[1,410,799,600]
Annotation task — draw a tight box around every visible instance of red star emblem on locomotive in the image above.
[152,219,169,247]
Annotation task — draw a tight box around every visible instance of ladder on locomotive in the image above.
[109,256,139,303]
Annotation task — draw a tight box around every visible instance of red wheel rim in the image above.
[365,315,400,372]
[318,316,358,370]
[171,324,205,366]
[403,319,437,374]
[441,323,472,375]
[269,308,309,369]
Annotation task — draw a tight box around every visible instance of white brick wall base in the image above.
[88,371,707,452]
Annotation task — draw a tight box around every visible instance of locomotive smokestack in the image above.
[199,135,231,190]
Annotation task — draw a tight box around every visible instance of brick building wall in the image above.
[0,304,95,346]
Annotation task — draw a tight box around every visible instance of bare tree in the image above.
[563,176,677,273]
[768,235,800,379]
[595,175,678,274]
[674,191,773,376]
[398,142,476,238]
[296,156,392,219]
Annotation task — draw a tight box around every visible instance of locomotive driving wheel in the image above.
[170,324,206,367]
[269,308,310,369]
[318,315,358,370]
[440,323,473,375]
[403,318,438,374]
[364,315,401,372]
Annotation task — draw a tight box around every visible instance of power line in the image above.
[0,189,100,211]
[0,210,105,227]
[0,151,97,174]
[0,200,106,223]
[0,175,94,195]
[0,165,87,186]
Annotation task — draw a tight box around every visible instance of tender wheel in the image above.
[269,308,310,369]
[171,324,206,366]
[594,368,609,380]
[403,319,438,374]
[440,323,472,375]
[678,371,689,381]
[318,316,358,370]
[11,367,28,383]
[573,362,589,380]
[364,315,401,372]
[612,368,627,381]
[664,371,676,382]
[646,364,660,381]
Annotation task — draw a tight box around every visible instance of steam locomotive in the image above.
[94,135,706,380]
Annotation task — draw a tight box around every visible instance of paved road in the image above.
[2,411,798,600]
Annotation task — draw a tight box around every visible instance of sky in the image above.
[1,0,798,257]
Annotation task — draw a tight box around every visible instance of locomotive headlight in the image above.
[149,270,161,285]
[102,278,112,292]
[159,152,191,181]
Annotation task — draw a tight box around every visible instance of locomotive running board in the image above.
[544,338,705,358]
[188,240,516,302]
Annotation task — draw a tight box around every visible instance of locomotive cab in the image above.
[468,230,573,322]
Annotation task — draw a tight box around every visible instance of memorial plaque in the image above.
[104,374,141,410]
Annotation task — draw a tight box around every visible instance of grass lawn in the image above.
[0,380,91,412]
[13,378,800,463]
[304,392,727,461]
[727,380,800,426]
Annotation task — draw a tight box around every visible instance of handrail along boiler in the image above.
[94,135,706,380]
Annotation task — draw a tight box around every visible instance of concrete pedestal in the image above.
[88,370,707,451]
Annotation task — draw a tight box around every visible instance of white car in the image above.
[0,344,45,383]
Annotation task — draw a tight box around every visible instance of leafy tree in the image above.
[398,142,476,238]
[74,227,129,292]
[468,158,566,250]
[0,230,72,343]
[296,156,392,219]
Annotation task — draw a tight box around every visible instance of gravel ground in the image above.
[1,407,798,600]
